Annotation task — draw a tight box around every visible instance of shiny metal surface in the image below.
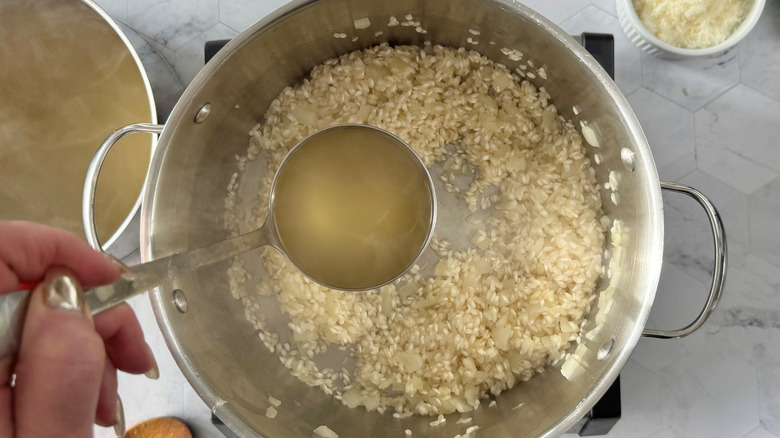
[86,228,269,314]
[87,123,435,291]
[131,0,717,437]
[0,0,156,255]
[83,123,164,251]
[642,182,727,339]
[0,224,271,360]
[0,290,27,359]
[114,394,126,438]
[78,0,159,252]
[194,102,213,124]
[84,225,272,314]
[268,124,437,291]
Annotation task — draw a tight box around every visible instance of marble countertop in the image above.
[90,1,780,437]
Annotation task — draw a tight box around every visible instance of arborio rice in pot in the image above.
[224,43,605,416]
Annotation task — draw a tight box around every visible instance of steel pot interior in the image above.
[0,0,156,254]
[141,0,663,436]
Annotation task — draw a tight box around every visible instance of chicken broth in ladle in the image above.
[267,124,436,291]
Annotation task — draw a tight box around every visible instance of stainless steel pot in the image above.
[0,0,156,255]
[84,0,726,436]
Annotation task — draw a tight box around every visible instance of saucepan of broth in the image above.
[0,0,155,253]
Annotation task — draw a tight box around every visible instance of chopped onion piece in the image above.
[313,425,339,438]
[398,282,418,299]
[508,154,527,172]
[561,355,587,381]
[397,351,423,372]
[586,324,604,341]
[363,392,380,411]
[492,325,513,350]
[353,17,371,29]
[342,388,361,409]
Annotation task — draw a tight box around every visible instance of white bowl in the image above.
[617,0,766,58]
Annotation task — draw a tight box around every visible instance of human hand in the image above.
[0,221,158,437]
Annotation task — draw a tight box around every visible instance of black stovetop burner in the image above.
[204,33,620,437]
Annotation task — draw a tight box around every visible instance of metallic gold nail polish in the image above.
[145,354,160,380]
[114,394,126,438]
[44,273,84,314]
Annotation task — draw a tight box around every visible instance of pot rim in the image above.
[80,0,158,251]
[141,1,664,436]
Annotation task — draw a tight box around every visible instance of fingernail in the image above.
[144,351,160,380]
[114,394,126,438]
[44,272,84,314]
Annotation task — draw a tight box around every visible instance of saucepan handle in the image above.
[82,123,164,251]
[642,181,728,339]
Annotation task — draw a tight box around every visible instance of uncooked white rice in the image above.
[224,44,604,416]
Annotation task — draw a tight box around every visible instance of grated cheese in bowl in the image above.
[631,0,749,49]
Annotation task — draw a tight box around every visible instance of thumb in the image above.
[14,269,105,438]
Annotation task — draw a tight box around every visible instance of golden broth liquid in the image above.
[0,1,152,243]
[272,129,433,290]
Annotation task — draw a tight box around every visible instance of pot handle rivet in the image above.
[195,103,212,124]
[173,289,188,313]
[597,338,614,360]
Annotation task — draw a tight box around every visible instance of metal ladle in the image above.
[0,124,437,357]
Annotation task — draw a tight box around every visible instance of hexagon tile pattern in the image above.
[219,0,289,32]
[695,84,780,194]
[93,0,128,23]
[82,1,780,437]
[127,0,220,51]
[744,427,780,438]
[740,0,780,104]
[626,88,696,181]
[171,23,238,86]
[758,354,780,436]
[642,48,740,112]
[664,170,751,284]
[749,176,780,270]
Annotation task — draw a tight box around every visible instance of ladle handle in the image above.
[642,182,727,339]
[0,226,272,359]
[0,273,140,359]
[0,290,28,359]
[82,123,164,252]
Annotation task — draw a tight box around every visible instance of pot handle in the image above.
[82,123,164,251]
[642,181,727,339]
